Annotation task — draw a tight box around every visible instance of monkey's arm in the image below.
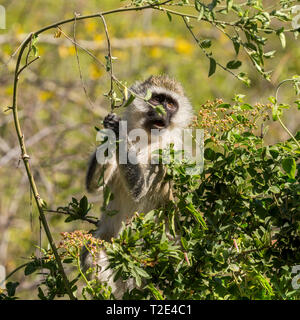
[86,150,116,192]
[117,141,165,201]
[104,113,163,201]
[118,162,148,200]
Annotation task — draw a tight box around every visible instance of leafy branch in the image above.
[45,196,99,226]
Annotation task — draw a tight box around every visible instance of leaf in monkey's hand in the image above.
[155,104,166,115]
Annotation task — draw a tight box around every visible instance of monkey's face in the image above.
[122,78,193,135]
[144,92,178,131]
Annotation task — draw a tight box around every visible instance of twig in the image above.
[17,56,40,76]
[58,27,106,69]
[72,13,94,108]
[98,14,114,111]
[274,79,300,148]
[58,27,164,112]
[154,5,298,33]
[44,209,99,226]
[0,33,33,71]
[182,16,239,81]
[0,34,177,49]
[11,34,76,301]
[5,262,32,282]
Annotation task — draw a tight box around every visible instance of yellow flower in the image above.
[89,64,104,80]
[58,46,69,58]
[175,39,194,55]
[149,47,163,59]
[94,34,103,42]
[85,20,97,33]
[68,46,76,56]
[39,91,53,102]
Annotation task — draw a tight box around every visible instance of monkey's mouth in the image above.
[151,119,167,129]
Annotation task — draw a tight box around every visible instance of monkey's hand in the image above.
[103,113,120,137]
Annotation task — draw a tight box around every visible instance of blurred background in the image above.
[0,0,299,298]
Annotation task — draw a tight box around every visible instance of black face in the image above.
[144,93,178,130]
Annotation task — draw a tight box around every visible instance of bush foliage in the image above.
[1,0,300,300]
[2,94,299,300]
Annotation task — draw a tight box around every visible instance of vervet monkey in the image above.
[82,75,193,298]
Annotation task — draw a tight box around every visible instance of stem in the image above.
[277,116,300,148]
[11,34,76,301]
[5,262,30,281]
[72,13,94,108]
[44,209,99,226]
[98,14,114,111]
[31,3,171,37]
[275,78,300,148]
[182,16,239,81]
[76,255,93,293]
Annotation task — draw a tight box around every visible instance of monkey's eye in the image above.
[166,101,176,110]
[149,94,163,105]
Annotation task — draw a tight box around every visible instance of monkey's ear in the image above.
[86,150,116,192]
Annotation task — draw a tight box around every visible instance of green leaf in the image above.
[37,287,47,300]
[241,103,253,110]
[181,237,188,250]
[264,50,276,58]
[226,60,242,69]
[269,185,280,194]
[197,4,204,21]
[282,158,296,179]
[64,216,75,223]
[31,35,39,57]
[201,39,212,48]
[268,96,277,104]
[144,89,152,101]
[166,11,172,22]
[123,94,135,108]
[271,104,282,121]
[135,267,151,279]
[226,0,233,12]
[233,39,240,55]
[186,203,207,229]
[6,282,19,297]
[237,72,251,86]
[218,103,231,108]
[208,58,216,77]
[204,148,215,160]
[79,196,89,216]
[72,197,78,204]
[279,32,286,49]
[229,264,239,272]
[24,262,38,276]
[155,104,166,115]
[146,283,164,300]
[255,272,274,296]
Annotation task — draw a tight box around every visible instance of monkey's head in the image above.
[122,75,193,134]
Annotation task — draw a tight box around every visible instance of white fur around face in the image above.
[122,85,193,132]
